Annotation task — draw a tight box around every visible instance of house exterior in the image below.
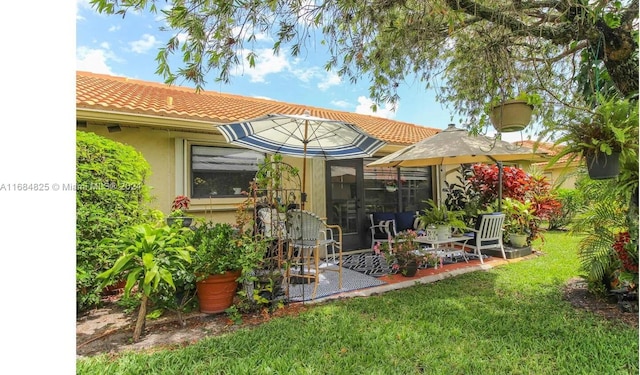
[76,71,442,250]
[519,140,580,189]
[76,71,573,250]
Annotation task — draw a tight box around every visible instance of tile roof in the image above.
[517,140,577,168]
[76,71,440,145]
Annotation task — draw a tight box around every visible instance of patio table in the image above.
[414,235,471,268]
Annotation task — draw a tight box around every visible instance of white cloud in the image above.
[129,34,159,54]
[317,71,341,91]
[108,25,121,32]
[76,46,117,75]
[234,48,290,83]
[355,96,397,119]
[331,99,350,108]
[290,65,321,83]
[76,0,91,20]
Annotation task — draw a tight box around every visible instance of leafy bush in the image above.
[548,188,585,230]
[76,131,153,312]
[98,223,195,341]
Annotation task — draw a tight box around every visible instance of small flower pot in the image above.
[436,225,451,241]
[399,261,418,277]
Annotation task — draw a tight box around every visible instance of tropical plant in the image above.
[468,164,534,207]
[501,198,536,242]
[443,165,481,226]
[171,195,191,211]
[76,130,153,312]
[418,199,466,231]
[373,230,437,275]
[570,195,629,295]
[89,0,638,138]
[548,189,586,230]
[168,195,192,218]
[543,95,639,170]
[612,232,639,290]
[97,223,195,342]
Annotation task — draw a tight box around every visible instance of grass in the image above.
[76,231,639,374]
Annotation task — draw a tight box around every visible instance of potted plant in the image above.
[190,221,264,313]
[384,179,398,192]
[418,199,466,240]
[489,93,540,133]
[546,95,638,180]
[373,230,437,276]
[501,198,535,248]
[167,195,193,227]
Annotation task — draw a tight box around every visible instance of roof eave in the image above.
[76,108,222,133]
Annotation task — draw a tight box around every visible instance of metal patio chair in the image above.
[286,209,342,299]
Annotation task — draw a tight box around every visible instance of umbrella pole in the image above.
[488,156,503,212]
[301,119,309,210]
[497,161,503,212]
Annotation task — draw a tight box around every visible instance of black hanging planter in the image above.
[585,151,620,180]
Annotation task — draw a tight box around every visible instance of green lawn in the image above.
[76,232,639,374]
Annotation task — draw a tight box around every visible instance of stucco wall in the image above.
[78,123,323,224]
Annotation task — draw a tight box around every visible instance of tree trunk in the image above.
[133,294,148,342]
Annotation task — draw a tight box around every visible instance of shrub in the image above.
[548,188,585,230]
[76,131,153,312]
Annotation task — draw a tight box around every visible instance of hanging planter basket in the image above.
[585,151,621,180]
[490,99,534,133]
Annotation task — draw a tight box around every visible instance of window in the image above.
[191,145,263,198]
[363,161,432,213]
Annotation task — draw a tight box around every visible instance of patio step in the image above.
[483,246,532,259]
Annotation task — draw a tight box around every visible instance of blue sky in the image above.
[75,0,490,135]
[75,0,530,143]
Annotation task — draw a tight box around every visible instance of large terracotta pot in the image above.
[196,270,241,313]
[490,99,534,133]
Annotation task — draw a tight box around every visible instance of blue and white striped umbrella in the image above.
[217,111,386,208]
[218,112,386,160]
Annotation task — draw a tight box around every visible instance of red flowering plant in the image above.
[612,231,639,291]
[373,230,438,275]
[169,195,191,217]
[467,164,562,244]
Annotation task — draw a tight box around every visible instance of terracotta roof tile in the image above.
[76,71,440,145]
[517,140,576,166]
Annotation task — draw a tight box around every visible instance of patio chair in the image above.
[453,213,506,264]
[368,211,420,250]
[286,209,343,299]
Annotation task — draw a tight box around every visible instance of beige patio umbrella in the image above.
[369,124,548,168]
[367,124,549,210]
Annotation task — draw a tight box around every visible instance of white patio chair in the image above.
[453,213,506,264]
[286,209,342,299]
